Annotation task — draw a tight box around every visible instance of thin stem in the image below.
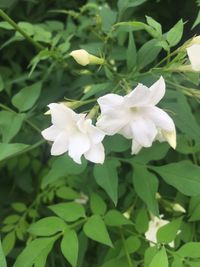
[0,9,44,50]
[120,229,133,267]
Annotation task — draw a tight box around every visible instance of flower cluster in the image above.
[42,76,176,164]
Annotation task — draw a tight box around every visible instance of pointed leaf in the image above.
[61,230,79,267]
[83,215,113,247]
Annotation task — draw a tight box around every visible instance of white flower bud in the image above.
[70,49,105,66]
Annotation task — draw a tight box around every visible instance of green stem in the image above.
[120,229,133,267]
[0,9,44,50]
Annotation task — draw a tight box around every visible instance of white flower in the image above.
[96,76,176,154]
[70,49,104,66]
[145,215,174,247]
[186,44,200,71]
[42,103,105,164]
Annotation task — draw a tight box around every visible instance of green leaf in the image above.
[135,207,149,233]
[146,16,162,35]
[93,159,120,205]
[2,231,16,256]
[118,236,141,257]
[152,161,200,196]
[149,247,168,267]
[13,236,57,267]
[0,143,29,162]
[34,243,54,267]
[0,240,7,267]
[11,202,27,213]
[171,257,183,267]
[131,142,169,164]
[144,246,158,267]
[83,215,113,247]
[104,134,131,153]
[49,202,85,222]
[164,91,200,142]
[42,155,87,187]
[15,22,34,37]
[0,74,4,91]
[192,10,200,29]
[102,257,129,267]
[3,215,20,224]
[137,39,162,70]
[132,164,159,215]
[12,82,42,112]
[178,242,200,258]
[0,21,14,30]
[104,210,132,226]
[61,230,79,267]
[0,111,25,143]
[90,193,107,215]
[99,6,117,33]
[127,32,137,70]
[28,216,67,236]
[118,0,147,15]
[156,217,182,244]
[166,19,183,47]
[56,187,80,200]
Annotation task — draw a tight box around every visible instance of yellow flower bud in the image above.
[70,49,105,66]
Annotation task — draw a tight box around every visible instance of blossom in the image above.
[41,103,105,164]
[145,215,174,247]
[70,49,104,66]
[186,44,200,71]
[96,76,176,154]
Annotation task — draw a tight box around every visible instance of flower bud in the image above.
[70,49,105,66]
[172,203,186,213]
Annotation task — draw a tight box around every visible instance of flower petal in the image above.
[51,131,69,155]
[131,140,142,154]
[187,44,200,71]
[149,76,166,105]
[131,118,157,147]
[87,124,105,144]
[142,106,175,132]
[119,125,132,139]
[84,143,105,164]
[41,125,60,141]
[124,84,150,107]
[96,114,125,135]
[48,103,76,127]
[97,93,124,113]
[77,117,105,144]
[162,130,176,149]
[68,133,90,164]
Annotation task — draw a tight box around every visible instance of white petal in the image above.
[41,125,60,141]
[162,130,176,149]
[84,143,105,164]
[124,84,150,107]
[119,125,133,139]
[87,124,105,144]
[149,76,166,105]
[48,103,76,127]
[142,106,175,132]
[187,44,200,71]
[96,115,125,135]
[51,131,69,155]
[131,118,157,147]
[131,140,142,154]
[68,133,90,164]
[97,93,124,114]
[77,117,105,143]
